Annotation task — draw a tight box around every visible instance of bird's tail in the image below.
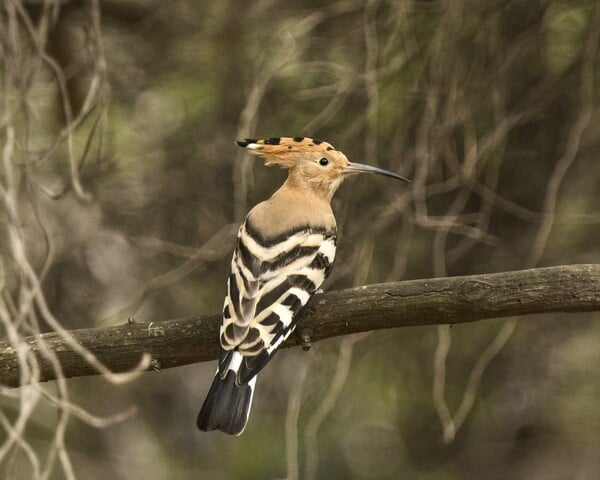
[197,353,256,436]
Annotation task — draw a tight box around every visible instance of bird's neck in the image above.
[273,175,332,210]
[283,168,340,202]
[244,175,335,238]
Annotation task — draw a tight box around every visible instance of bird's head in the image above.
[236,137,410,200]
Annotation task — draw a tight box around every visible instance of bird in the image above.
[197,136,410,435]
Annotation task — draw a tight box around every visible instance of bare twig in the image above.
[283,356,311,480]
[304,336,363,480]
[528,12,599,267]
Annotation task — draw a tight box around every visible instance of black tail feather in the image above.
[197,370,255,435]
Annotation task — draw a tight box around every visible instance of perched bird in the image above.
[197,136,410,435]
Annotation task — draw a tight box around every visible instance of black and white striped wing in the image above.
[219,220,336,383]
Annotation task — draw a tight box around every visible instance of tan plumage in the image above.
[197,136,410,435]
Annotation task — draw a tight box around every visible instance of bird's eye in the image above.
[319,158,329,166]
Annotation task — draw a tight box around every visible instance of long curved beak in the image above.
[343,162,411,183]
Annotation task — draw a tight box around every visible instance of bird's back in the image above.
[220,185,337,380]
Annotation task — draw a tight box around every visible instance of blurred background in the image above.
[1,0,599,478]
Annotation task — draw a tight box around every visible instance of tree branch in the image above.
[0,264,597,387]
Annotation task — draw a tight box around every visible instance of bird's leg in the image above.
[296,289,324,351]
[300,328,312,351]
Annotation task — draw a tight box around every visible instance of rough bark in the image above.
[0,264,597,387]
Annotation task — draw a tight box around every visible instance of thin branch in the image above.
[527,10,599,267]
[304,335,362,480]
[284,355,310,480]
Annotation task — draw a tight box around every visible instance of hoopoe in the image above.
[197,136,410,435]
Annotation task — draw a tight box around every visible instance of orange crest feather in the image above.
[236,137,337,156]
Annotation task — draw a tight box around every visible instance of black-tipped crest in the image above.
[236,138,259,148]
[236,136,337,153]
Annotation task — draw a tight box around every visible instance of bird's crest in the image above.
[236,137,339,167]
[236,137,337,153]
